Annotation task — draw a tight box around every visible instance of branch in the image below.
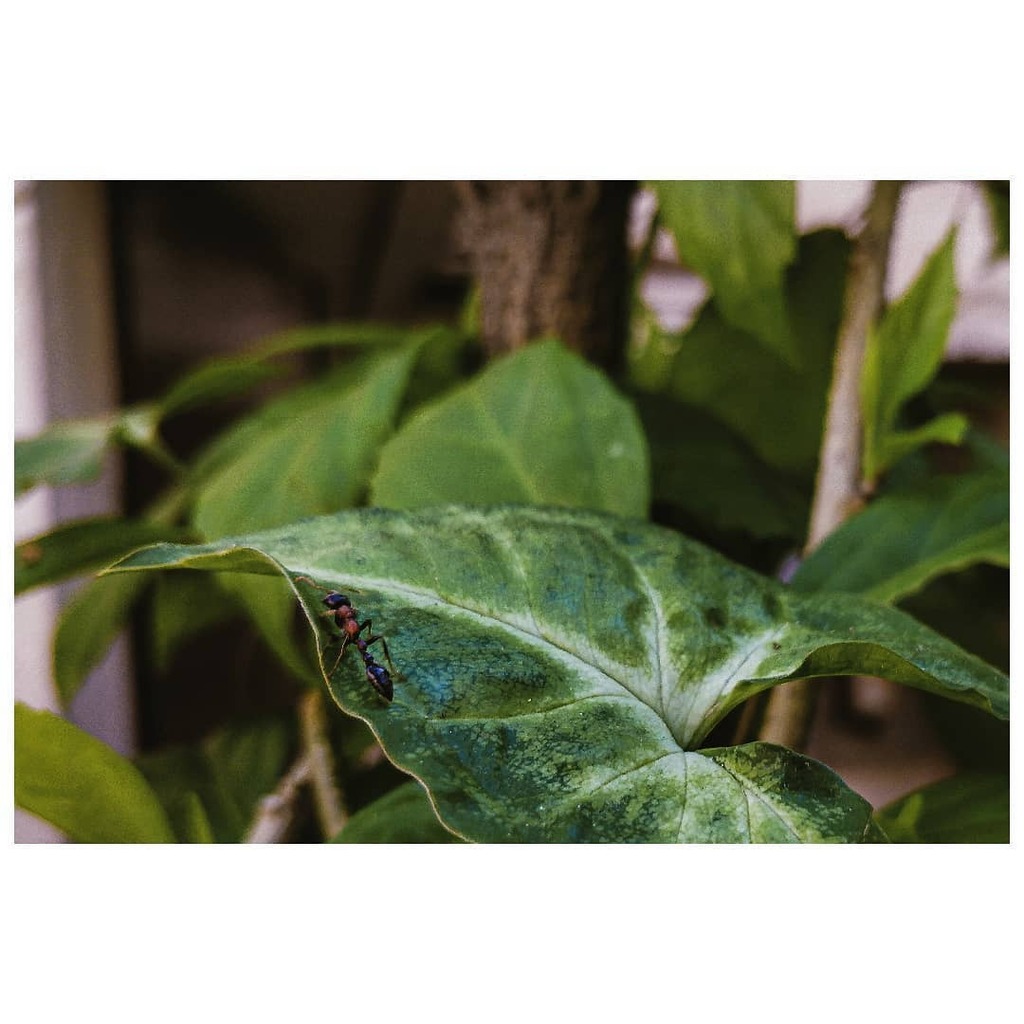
[243,755,311,843]
[758,181,903,750]
[298,689,348,839]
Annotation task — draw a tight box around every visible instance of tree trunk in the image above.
[456,181,635,367]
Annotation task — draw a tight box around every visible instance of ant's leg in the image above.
[360,621,395,671]
[328,634,350,677]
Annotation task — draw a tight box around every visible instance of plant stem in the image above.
[758,181,903,751]
[243,755,311,843]
[298,689,348,839]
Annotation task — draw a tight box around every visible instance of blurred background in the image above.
[14,180,1009,840]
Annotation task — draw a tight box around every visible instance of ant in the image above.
[293,577,396,702]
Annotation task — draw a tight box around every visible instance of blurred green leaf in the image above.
[980,181,1009,257]
[333,781,461,843]
[109,506,1007,841]
[635,230,849,476]
[15,703,175,842]
[16,517,189,595]
[637,392,807,540]
[159,357,283,418]
[53,573,151,704]
[137,717,294,843]
[192,345,421,538]
[179,792,216,843]
[875,772,1009,843]
[371,339,650,516]
[862,232,959,482]
[792,467,1008,603]
[649,181,798,363]
[148,571,243,674]
[15,417,116,495]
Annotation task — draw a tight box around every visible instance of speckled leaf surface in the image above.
[108,506,1008,843]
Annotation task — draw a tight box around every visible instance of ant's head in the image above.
[323,592,352,610]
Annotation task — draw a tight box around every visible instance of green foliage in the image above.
[16,517,189,594]
[15,182,1008,844]
[136,717,294,842]
[793,464,1009,603]
[861,232,964,483]
[107,506,1006,841]
[980,181,1009,257]
[371,339,650,517]
[649,181,798,363]
[16,417,115,494]
[191,344,424,538]
[15,703,175,842]
[53,573,152,704]
[636,392,807,540]
[632,230,849,478]
[333,781,460,843]
[875,772,1009,843]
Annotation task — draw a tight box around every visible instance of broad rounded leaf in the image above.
[793,468,1009,603]
[107,506,1008,842]
[15,703,175,843]
[192,346,421,539]
[370,339,650,517]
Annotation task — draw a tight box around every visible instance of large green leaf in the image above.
[875,772,1009,843]
[15,703,175,842]
[192,346,421,538]
[371,339,650,516]
[792,467,1009,603]
[53,573,152,704]
[862,232,961,482]
[15,517,188,594]
[649,181,798,363]
[634,230,848,476]
[333,781,462,843]
[107,506,1007,843]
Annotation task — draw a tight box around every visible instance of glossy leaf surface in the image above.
[15,703,175,843]
[371,340,650,517]
[862,232,959,481]
[793,468,1009,603]
[333,781,461,843]
[875,772,1009,843]
[649,181,798,363]
[108,506,1007,842]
